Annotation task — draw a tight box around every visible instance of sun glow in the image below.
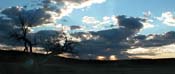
[96,56,106,60]
[109,55,118,61]
[96,55,118,61]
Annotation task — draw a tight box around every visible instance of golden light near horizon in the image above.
[109,55,118,61]
[96,56,106,60]
[96,55,118,61]
[58,53,72,58]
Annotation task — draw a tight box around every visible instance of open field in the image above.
[0,50,175,74]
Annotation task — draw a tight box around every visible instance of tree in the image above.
[1,6,53,53]
[10,14,34,53]
[62,36,77,53]
[43,32,78,55]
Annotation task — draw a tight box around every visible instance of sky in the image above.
[0,0,175,60]
[1,0,175,34]
[58,0,175,35]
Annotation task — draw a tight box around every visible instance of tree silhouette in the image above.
[0,6,49,54]
[43,32,78,55]
[62,36,76,53]
[10,14,34,53]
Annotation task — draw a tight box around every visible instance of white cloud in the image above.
[65,0,106,9]
[82,16,100,24]
[143,11,152,17]
[53,24,71,33]
[141,20,155,29]
[125,44,175,59]
[156,11,175,26]
[111,15,119,25]
[46,0,106,19]
[103,16,110,21]
[141,11,155,29]
[82,15,119,31]
[82,16,116,25]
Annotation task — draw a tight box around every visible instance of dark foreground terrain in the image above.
[0,50,175,74]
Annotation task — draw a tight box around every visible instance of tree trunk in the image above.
[24,41,28,52]
[29,42,33,53]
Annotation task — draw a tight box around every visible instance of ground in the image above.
[0,50,175,74]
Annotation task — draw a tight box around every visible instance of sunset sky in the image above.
[0,0,175,60]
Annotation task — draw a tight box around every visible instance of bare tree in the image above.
[1,6,54,54]
[62,36,76,53]
[10,14,34,53]
[43,32,78,55]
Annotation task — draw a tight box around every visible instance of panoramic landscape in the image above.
[0,0,175,74]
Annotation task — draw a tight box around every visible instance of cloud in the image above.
[2,0,175,60]
[140,11,155,29]
[71,15,144,59]
[70,25,82,30]
[143,11,152,17]
[117,15,144,30]
[156,11,175,26]
[0,17,14,33]
[164,31,175,39]
[0,0,106,45]
[31,30,60,43]
[72,29,136,59]
[111,15,119,26]
[82,16,118,25]
[82,15,119,31]
[0,0,106,33]
[82,15,144,42]
[141,19,154,29]
[42,0,106,19]
[0,16,23,46]
[55,24,85,33]
[124,43,175,59]
[0,6,60,46]
[1,6,57,26]
[131,31,175,47]
[141,22,154,29]
[82,16,100,24]
[0,7,61,46]
[124,31,175,59]
[0,5,78,47]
